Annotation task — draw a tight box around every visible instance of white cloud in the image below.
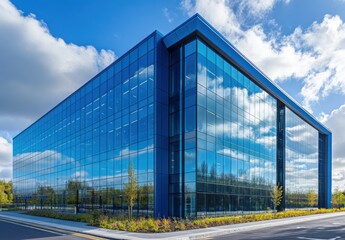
[292,15,345,111]
[181,0,345,113]
[181,0,313,84]
[71,171,88,179]
[256,135,276,146]
[322,105,345,161]
[218,148,249,161]
[285,167,319,192]
[286,124,314,143]
[0,0,116,181]
[238,0,291,19]
[0,137,12,181]
[163,7,174,23]
[237,0,278,18]
[322,105,345,191]
[0,0,115,132]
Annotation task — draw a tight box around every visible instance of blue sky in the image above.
[10,0,184,56]
[8,0,345,116]
[1,0,345,190]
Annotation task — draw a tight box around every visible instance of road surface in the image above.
[0,217,109,240]
[206,214,345,240]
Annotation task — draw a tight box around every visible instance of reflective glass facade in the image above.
[196,40,277,217]
[169,39,277,218]
[13,14,332,218]
[285,107,319,208]
[13,33,169,217]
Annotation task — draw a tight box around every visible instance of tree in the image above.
[124,163,138,219]
[37,186,55,196]
[271,184,283,211]
[5,181,13,203]
[332,188,345,208]
[307,190,317,207]
[0,180,13,205]
[66,180,82,204]
[138,184,152,211]
[37,185,56,206]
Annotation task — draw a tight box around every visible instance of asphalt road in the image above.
[207,214,345,240]
[0,217,108,240]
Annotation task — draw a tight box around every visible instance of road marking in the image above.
[297,236,341,240]
[0,218,65,235]
[0,217,70,234]
[72,232,107,240]
[0,217,108,240]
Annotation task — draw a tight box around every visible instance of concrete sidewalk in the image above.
[1,211,345,240]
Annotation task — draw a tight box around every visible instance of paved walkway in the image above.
[1,211,345,240]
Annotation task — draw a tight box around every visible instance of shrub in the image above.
[171,220,184,231]
[91,211,99,225]
[161,218,172,232]
[25,209,92,223]
[143,218,159,232]
[193,218,208,228]
[116,220,126,231]
[127,220,138,232]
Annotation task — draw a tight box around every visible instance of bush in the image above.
[25,209,92,223]
[91,211,102,225]
[0,207,22,212]
[161,218,172,232]
[127,220,138,232]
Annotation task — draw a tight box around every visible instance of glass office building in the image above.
[13,14,332,218]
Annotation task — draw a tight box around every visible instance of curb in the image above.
[187,212,345,240]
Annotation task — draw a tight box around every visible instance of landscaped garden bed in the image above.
[25,208,345,233]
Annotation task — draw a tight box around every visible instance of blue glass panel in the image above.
[185,40,196,57]
[185,53,196,90]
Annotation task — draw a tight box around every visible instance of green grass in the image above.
[24,208,345,233]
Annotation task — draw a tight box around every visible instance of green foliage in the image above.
[96,208,345,233]
[307,190,318,207]
[37,186,56,206]
[0,180,13,205]
[332,188,345,208]
[1,207,22,211]
[123,163,138,219]
[271,184,283,211]
[26,210,92,222]
[37,186,55,196]
[25,208,345,233]
[66,180,82,204]
[143,218,159,232]
[162,218,172,232]
[176,221,186,231]
[91,211,102,225]
[193,218,208,228]
[127,221,138,232]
